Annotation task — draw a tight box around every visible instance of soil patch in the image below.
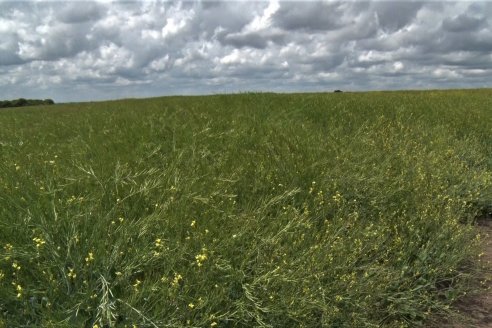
[449,218,492,328]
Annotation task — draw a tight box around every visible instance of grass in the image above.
[0,89,491,327]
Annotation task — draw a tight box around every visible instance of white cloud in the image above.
[246,0,279,32]
[219,49,246,65]
[141,29,160,40]
[358,50,392,63]
[148,54,170,72]
[393,61,404,71]
[162,18,186,38]
[433,68,459,78]
[0,1,491,102]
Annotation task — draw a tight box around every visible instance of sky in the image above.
[1,1,491,102]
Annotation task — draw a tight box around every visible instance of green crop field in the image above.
[0,90,491,327]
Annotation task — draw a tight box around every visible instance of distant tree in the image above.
[12,98,27,107]
[0,98,55,108]
[334,90,343,93]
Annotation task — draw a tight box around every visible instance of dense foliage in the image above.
[0,98,54,109]
[0,90,491,327]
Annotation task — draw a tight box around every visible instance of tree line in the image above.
[0,98,55,108]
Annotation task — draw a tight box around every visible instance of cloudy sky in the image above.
[1,1,491,102]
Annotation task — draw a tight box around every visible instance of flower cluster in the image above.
[68,268,76,280]
[171,273,183,287]
[33,237,46,248]
[195,249,208,267]
[85,252,94,264]
[12,262,21,271]
[15,284,22,298]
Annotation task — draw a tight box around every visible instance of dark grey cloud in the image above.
[57,2,107,24]
[220,31,269,49]
[0,35,24,65]
[0,1,491,102]
[273,2,346,31]
[218,31,286,49]
[374,1,425,32]
[442,13,487,32]
[196,1,256,37]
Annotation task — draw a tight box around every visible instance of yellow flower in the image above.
[12,262,21,271]
[191,220,196,228]
[195,250,208,267]
[196,254,207,262]
[188,303,195,309]
[210,322,218,327]
[171,273,183,287]
[15,284,22,298]
[68,268,76,279]
[332,191,342,204]
[33,237,46,248]
[85,252,94,264]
